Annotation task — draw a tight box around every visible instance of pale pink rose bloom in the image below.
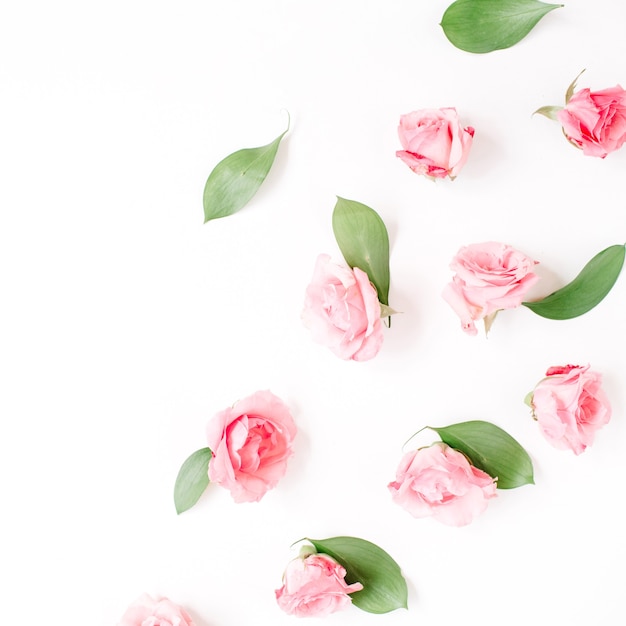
[530,364,611,455]
[442,241,539,335]
[207,390,297,503]
[396,107,474,179]
[275,552,363,617]
[117,593,195,626]
[388,442,497,527]
[557,85,626,157]
[302,253,384,361]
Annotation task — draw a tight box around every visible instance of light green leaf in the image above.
[203,123,288,223]
[441,0,563,54]
[523,244,625,320]
[307,536,408,614]
[332,197,391,306]
[174,447,213,514]
[533,105,562,121]
[429,420,534,489]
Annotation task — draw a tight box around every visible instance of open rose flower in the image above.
[388,442,497,527]
[558,84,626,158]
[396,108,474,180]
[276,551,363,617]
[207,390,297,503]
[528,364,611,455]
[302,253,384,361]
[536,72,626,158]
[442,241,539,335]
[117,594,195,626]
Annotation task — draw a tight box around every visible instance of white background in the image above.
[2,1,625,624]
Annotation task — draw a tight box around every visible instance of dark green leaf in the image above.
[523,244,625,320]
[429,420,534,489]
[203,125,288,223]
[174,447,212,514]
[332,197,391,305]
[307,536,407,614]
[441,0,563,54]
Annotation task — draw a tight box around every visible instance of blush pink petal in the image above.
[531,365,611,455]
[206,390,296,502]
[396,107,474,179]
[557,84,626,157]
[302,254,384,361]
[388,443,497,527]
[117,594,195,626]
[276,553,363,618]
[443,242,539,334]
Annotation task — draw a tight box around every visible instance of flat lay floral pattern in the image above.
[15,3,623,625]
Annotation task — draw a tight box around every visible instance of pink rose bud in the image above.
[275,551,363,617]
[396,107,474,180]
[206,390,297,503]
[117,593,195,626]
[529,364,611,455]
[558,85,626,158]
[442,241,539,335]
[302,253,384,361]
[388,442,497,527]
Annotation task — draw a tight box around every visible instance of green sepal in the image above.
[440,0,563,54]
[523,244,625,320]
[565,69,586,104]
[523,391,534,408]
[428,420,534,489]
[306,536,408,614]
[533,105,562,121]
[332,197,391,306]
[203,122,288,223]
[173,447,213,514]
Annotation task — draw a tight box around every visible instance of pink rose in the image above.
[275,552,363,617]
[557,85,626,158]
[388,442,497,527]
[396,108,474,180]
[529,364,611,455]
[442,241,539,335]
[207,390,297,503]
[302,253,384,361]
[117,594,195,626]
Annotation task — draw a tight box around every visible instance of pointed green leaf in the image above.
[429,420,534,489]
[441,0,563,54]
[174,447,212,514]
[306,536,408,614]
[203,125,288,223]
[523,244,625,320]
[533,105,562,121]
[332,197,391,306]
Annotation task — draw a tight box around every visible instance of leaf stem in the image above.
[401,426,432,452]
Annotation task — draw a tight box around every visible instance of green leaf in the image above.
[306,536,408,614]
[533,105,562,121]
[332,197,391,306]
[523,244,625,320]
[441,0,563,54]
[203,123,288,223]
[174,447,213,514]
[429,420,534,489]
